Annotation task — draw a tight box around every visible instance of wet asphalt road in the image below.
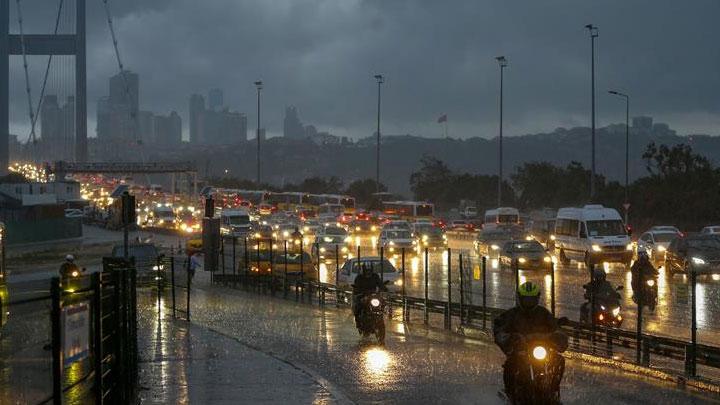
[178,273,718,404]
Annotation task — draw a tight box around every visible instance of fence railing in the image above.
[209,239,720,381]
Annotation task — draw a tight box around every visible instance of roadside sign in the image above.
[62,302,90,366]
[623,203,631,211]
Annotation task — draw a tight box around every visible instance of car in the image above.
[320,225,348,238]
[273,252,317,281]
[111,243,163,283]
[382,220,412,233]
[378,228,416,255]
[553,205,632,268]
[665,234,720,276]
[220,209,251,237]
[475,229,514,261]
[413,224,447,250]
[350,220,378,236]
[64,208,84,218]
[338,257,403,292]
[701,226,720,235]
[636,229,680,267]
[448,219,475,232]
[499,240,553,271]
[313,233,351,262]
[649,225,682,234]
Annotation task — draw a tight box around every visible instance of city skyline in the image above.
[6,1,719,143]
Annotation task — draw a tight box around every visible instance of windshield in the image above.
[324,227,346,235]
[498,214,519,224]
[274,252,312,264]
[653,233,677,243]
[508,242,544,252]
[687,237,720,251]
[351,260,397,274]
[227,215,249,225]
[113,245,157,258]
[586,220,626,237]
[386,230,411,239]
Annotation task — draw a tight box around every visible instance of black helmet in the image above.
[592,268,606,282]
[361,262,373,276]
[517,281,540,310]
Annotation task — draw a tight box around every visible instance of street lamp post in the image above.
[374,74,384,193]
[254,80,263,186]
[496,56,507,207]
[609,90,630,224]
[586,24,598,201]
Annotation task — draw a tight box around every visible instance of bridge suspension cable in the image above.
[15,0,37,146]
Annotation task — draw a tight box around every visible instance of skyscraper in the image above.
[283,106,304,138]
[189,94,205,144]
[208,88,224,111]
[154,111,182,146]
[96,70,140,141]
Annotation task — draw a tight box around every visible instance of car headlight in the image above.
[626,243,633,251]
[341,247,348,253]
[657,245,666,252]
[283,231,290,238]
[370,298,381,307]
[412,240,417,245]
[532,346,547,361]
[320,247,326,253]
[395,279,403,286]
[152,265,160,271]
[356,226,361,231]
[646,279,655,287]
[550,234,556,241]
[544,256,551,263]
[525,235,533,241]
[371,226,377,231]
[692,257,706,265]
[600,305,606,310]
[389,241,395,246]
[592,244,602,252]
[491,244,499,251]
[612,307,620,317]
[255,233,261,238]
[422,235,429,242]
[518,257,527,264]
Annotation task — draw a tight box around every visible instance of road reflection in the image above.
[363,347,391,376]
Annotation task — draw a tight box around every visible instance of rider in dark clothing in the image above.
[59,254,80,279]
[352,263,387,330]
[494,282,568,395]
[631,251,659,305]
[580,266,620,320]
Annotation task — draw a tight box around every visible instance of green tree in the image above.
[346,178,386,207]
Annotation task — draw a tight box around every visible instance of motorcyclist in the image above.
[631,251,659,306]
[493,281,568,396]
[581,267,620,320]
[352,263,387,331]
[59,254,81,279]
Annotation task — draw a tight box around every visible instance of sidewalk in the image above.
[136,297,338,404]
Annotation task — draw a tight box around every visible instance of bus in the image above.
[267,192,308,211]
[235,190,269,208]
[382,201,434,221]
[323,194,356,214]
[483,207,521,230]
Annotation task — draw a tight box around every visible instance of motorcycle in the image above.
[633,277,658,311]
[506,333,563,405]
[580,285,624,327]
[357,293,386,344]
[61,266,86,293]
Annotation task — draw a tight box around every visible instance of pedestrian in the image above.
[189,251,202,281]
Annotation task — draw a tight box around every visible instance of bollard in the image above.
[244,238,249,287]
[424,247,429,325]
[550,261,556,316]
[636,262,643,364]
[186,257,192,321]
[92,273,103,404]
[284,240,289,298]
[402,247,407,321]
[270,239,275,296]
[221,236,226,283]
[380,246,384,282]
[171,257,176,317]
[335,244,340,308]
[459,253,464,325]
[232,236,237,280]
[256,238,261,291]
[300,239,305,299]
[589,263,596,349]
[689,267,697,376]
[514,258,520,301]
[51,278,62,405]
[482,256,487,330]
[446,248,452,330]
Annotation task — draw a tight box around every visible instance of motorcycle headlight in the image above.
[370,298,381,307]
[612,307,620,317]
[532,346,547,361]
[626,243,634,251]
[71,270,79,277]
[518,257,527,264]
[657,245,666,252]
[395,279,403,286]
[592,244,602,252]
[544,256,552,263]
[600,305,606,310]
[491,244,499,251]
[152,265,160,271]
[646,279,655,287]
[692,257,706,265]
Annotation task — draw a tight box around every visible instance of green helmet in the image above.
[518,281,540,310]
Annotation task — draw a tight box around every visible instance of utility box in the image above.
[202,217,220,272]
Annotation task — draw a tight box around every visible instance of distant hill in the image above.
[148,123,719,196]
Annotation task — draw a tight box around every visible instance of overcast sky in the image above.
[8,0,720,142]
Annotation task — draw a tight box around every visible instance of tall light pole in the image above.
[609,90,630,224]
[374,74,384,193]
[254,80,263,186]
[586,24,598,201]
[496,56,507,207]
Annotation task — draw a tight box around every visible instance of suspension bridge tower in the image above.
[1,0,87,175]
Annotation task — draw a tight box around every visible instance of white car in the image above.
[378,228,416,254]
[636,229,680,266]
[382,220,412,233]
[64,208,84,218]
[337,257,403,292]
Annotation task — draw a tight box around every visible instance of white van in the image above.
[553,205,632,267]
[221,209,251,237]
[483,207,520,231]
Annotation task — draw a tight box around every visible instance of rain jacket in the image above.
[59,262,80,279]
[352,273,386,296]
[493,306,567,355]
[631,259,658,291]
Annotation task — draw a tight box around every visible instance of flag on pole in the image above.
[437,114,447,123]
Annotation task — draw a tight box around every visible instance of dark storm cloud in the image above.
[8,0,720,141]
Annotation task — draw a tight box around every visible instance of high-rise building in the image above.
[41,95,74,160]
[138,111,155,143]
[208,88,224,111]
[154,111,182,146]
[41,95,62,141]
[96,70,140,141]
[189,94,205,144]
[283,106,305,138]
